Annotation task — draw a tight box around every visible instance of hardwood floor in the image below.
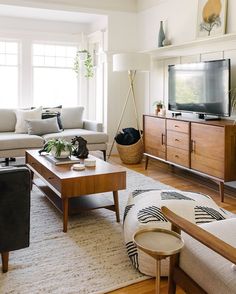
[108,155,236,294]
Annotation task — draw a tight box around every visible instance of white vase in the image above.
[51,147,70,159]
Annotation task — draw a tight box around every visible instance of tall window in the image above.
[0,41,18,108]
[33,43,78,107]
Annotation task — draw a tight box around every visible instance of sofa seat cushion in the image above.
[123,189,233,277]
[0,132,44,150]
[180,218,236,294]
[42,129,108,144]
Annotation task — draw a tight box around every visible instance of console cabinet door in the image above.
[144,116,166,159]
[191,123,224,179]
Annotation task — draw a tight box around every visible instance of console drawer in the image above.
[167,130,189,151]
[167,146,189,168]
[167,120,189,134]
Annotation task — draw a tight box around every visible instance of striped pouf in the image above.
[123,189,232,276]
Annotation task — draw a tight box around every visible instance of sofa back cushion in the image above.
[0,109,17,132]
[15,107,42,133]
[61,106,84,129]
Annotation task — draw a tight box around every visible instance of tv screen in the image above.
[168,59,231,117]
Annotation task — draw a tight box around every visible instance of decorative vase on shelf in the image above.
[158,21,165,47]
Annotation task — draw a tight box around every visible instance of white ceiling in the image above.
[0,4,106,24]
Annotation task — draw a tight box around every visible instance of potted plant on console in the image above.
[153,100,165,115]
[45,139,74,159]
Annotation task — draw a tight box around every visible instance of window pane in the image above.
[55,45,66,57]
[6,42,17,54]
[0,54,5,65]
[66,47,77,57]
[44,45,55,56]
[0,66,18,108]
[66,57,74,67]
[45,56,55,67]
[33,56,44,66]
[0,42,5,54]
[55,57,66,67]
[6,54,17,66]
[33,44,44,56]
[33,68,77,107]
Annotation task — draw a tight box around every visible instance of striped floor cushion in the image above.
[123,189,232,276]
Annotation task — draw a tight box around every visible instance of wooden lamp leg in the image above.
[1,252,9,273]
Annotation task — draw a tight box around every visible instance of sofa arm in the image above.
[83,119,103,132]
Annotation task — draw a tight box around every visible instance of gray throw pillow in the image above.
[26,117,61,135]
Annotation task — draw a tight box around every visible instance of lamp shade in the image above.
[113,53,150,72]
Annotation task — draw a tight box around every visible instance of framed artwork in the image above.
[196,0,228,38]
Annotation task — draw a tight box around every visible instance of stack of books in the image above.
[44,154,80,165]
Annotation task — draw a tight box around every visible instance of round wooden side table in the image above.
[133,228,184,294]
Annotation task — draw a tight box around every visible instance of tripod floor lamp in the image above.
[108,52,150,159]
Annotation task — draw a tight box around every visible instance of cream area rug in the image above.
[0,169,171,294]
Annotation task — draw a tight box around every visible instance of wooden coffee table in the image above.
[26,150,126,232]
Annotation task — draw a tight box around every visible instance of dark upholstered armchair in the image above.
[0,166,31,273]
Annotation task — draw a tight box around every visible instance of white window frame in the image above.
[0,39,20,108]
[32,42,79,107]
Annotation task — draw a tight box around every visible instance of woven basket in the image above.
[116,139,144,164]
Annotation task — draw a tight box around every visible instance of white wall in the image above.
[137,0,236,118]
[138,0,236,51]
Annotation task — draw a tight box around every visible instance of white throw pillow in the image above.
[15,107,42,133]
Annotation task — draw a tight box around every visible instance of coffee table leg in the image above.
[113,191,120,223]
[62,198,68,233]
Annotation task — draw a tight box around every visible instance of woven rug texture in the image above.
[0,168,171,294]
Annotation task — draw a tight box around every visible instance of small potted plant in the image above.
[45,139,74,158]
[73,49,94,78]
[153,100,164,115]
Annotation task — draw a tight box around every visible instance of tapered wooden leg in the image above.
[1,252,9,273]
[145,156,149,170]
[168,224,180,294]
[101,150,106,161]
[62,198,69,233]
[219,181,224,202]
[155,259,161,294]
[168,254,179,294]
[113,191,120,222]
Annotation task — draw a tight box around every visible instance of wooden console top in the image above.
[145,113,236,127]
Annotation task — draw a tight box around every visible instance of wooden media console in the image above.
[143,114,236,202]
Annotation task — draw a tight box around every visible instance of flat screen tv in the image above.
[168,59,231,118]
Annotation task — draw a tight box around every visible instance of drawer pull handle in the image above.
[191,140,196,152]
[161,133,165,145]
[175,138,179,142]
[48,177,54,180]
[174,125,179,128]
[175,155,179,158]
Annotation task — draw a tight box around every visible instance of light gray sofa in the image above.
[0,106,108,161]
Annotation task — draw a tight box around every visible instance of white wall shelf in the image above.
[145,33,236,60]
